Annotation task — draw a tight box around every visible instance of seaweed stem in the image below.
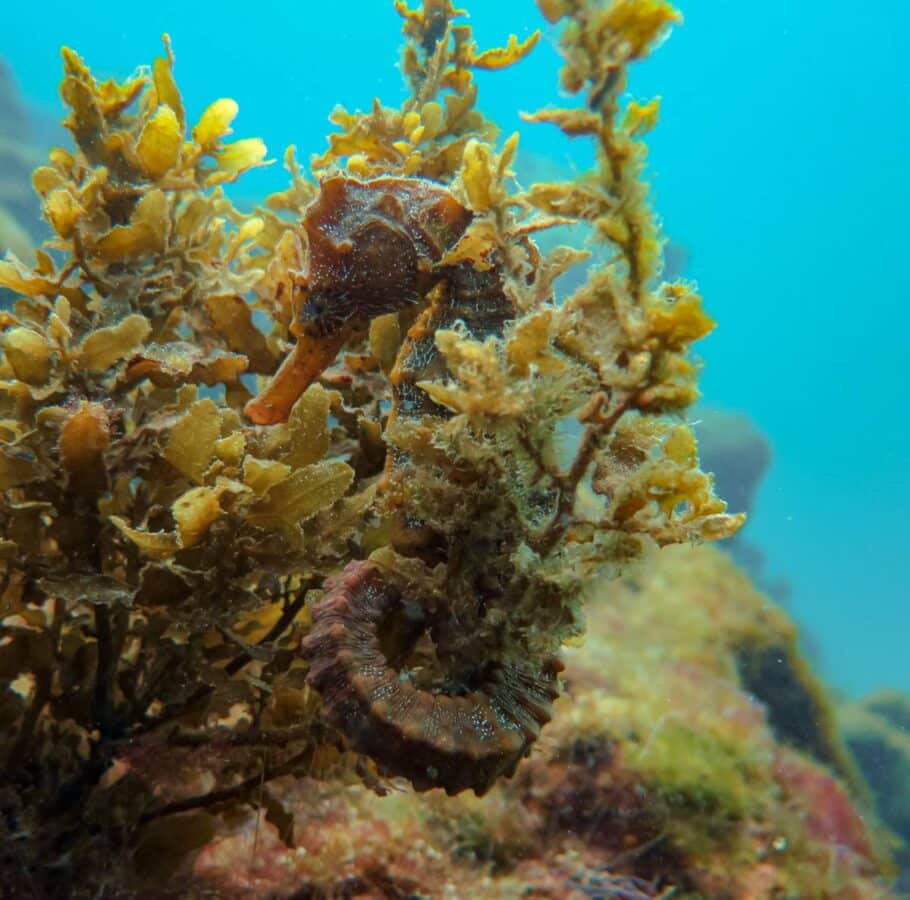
[138,747,313,824]
[93,603,116,737]
[531,391,628,556]
[224,580,314,677]
[168,722,315,748]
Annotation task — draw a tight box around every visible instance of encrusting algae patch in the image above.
[0,0,892,897]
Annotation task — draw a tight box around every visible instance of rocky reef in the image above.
[0,0,892,896]
[842,692,910,894]
[156,545,894,898]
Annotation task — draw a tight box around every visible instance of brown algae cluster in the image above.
[0,0,745,891]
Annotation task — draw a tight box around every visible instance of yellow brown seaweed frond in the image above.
[399,0,743,581]
[0,2,750,892]
[314,0,537,180]
[0,42,371,888]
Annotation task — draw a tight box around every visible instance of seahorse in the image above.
[244,175,472,428]
[248,175,562,795]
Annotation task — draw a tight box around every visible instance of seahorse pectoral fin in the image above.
[244,327,350,425]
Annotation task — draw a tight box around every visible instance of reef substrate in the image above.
[179,545,895,898]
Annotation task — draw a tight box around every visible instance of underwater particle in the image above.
[301,560,563,796]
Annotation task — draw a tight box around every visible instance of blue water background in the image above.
[3,1,907,696]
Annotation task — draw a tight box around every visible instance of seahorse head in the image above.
[298,175,473,337]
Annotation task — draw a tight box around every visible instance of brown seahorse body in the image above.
[274,175,562,795]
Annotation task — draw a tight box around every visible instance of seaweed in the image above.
[0,1,745,894]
